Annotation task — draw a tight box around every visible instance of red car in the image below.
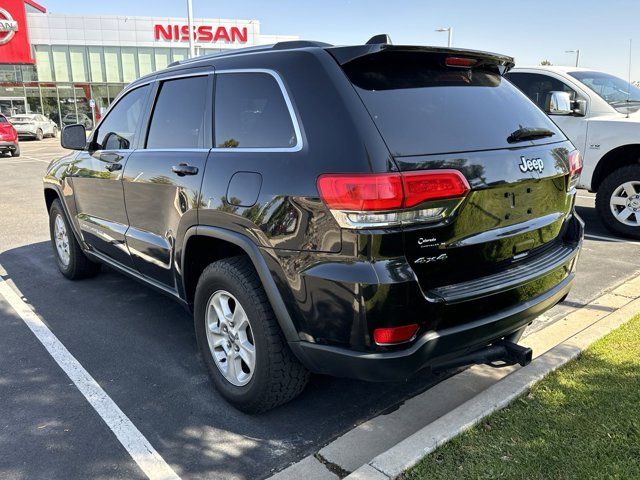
[0,113,20,157]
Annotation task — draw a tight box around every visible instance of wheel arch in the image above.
[181,226,300,343]
[591,144,640,191]
[44,185,84,246]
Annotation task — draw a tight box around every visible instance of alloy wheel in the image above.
[54,214,71,266]
[609,181,640,227]
[205,290,256,386]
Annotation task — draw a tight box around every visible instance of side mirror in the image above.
[61,124,87,150]
[572,98,587,117]
[545,91,573,115]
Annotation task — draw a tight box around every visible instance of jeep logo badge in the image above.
[518,156,544,174]
[0,7,18,46]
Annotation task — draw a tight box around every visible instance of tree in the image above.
[540,59,552,66]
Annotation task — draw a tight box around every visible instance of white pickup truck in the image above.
[507,66,640,239]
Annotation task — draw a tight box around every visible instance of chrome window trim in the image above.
[120,69,303,153]
[213,68,304,152]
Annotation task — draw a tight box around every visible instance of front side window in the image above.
[146,76,208,149]
[214,72,297,149]
[506,72,576,110]
[94,85,149,151]
[569,71,640,109]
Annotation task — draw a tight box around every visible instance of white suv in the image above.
[507,66,640,239]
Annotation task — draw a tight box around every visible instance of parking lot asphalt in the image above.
[1,138,639,480]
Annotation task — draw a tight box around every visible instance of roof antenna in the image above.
[627,38,632,118]
[366,34,392,45]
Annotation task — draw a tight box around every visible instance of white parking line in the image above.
[585,233,640,245]
[576,195,594,200]
[16,155,52,163]
[0,275,181,480]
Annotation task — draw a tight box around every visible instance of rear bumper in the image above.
[16,131,37,138]
[0,141,18,150]
[291,273,573,381]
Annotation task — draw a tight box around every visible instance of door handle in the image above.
[105,162,122,172]
[99,152,123,162]
[172,163,199,176]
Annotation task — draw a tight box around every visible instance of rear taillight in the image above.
[373,324,419,345]
[317,170,469,228]
[568,150,583,191]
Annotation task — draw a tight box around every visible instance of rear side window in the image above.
[0,116,6,123]
[95,85,149,150]
[342,52,564,157]
[214,72,297,149]
[147,76,208,149]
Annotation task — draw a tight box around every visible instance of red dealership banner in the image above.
[0,0,34,64]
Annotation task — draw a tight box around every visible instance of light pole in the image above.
[187,0,195,58]
[565,49,580,67]
[436,27,453,48]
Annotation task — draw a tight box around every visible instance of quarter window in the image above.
[214,72,297,149]
[146,76,208,149]
[94,85,149,150]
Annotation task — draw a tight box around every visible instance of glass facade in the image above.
[0,44,225,127]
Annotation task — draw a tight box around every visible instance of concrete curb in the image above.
[346,295,640,479]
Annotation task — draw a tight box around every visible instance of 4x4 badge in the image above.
[414,253,448,264]
[518,156,544,173]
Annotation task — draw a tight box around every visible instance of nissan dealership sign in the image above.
[0,7,19,45]
[0,0,34,64]
[154,24,248,43]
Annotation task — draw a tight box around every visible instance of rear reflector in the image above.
[445,57,477,68]
[373,324,419,345]
[317,170,469,211]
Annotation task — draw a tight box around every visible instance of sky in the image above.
[40,0,640,81]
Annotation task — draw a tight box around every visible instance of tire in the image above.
[51,126,58,138]
[35,129,43,141]
[595,165,640,240]
[194,256,309,413]
[10,145,19,157]
[48,199,101,279]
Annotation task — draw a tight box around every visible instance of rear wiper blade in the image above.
[507,127,555,144]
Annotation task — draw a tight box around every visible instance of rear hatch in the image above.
[330,45,578,296]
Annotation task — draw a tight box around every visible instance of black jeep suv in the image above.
[44,37,584,412]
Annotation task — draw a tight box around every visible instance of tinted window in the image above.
[215,73,296,148]
[0,116,6,123]
[94,85,149,150]
[506,72,576,109]
[342,52,564,157]
[147,76,208,149]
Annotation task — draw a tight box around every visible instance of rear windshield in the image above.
[342,52,564,157]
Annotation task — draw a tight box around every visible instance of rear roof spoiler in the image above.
[326,44,515,74]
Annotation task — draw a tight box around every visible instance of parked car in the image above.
[0,114,19,156]
[44,38,584,412]
[62,112,93,130]
[507,67,640,239]
[10,114,58,140]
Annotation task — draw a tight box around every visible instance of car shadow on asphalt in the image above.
[0,241,450,479]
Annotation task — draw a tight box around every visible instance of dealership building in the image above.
[0,0,297,126]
